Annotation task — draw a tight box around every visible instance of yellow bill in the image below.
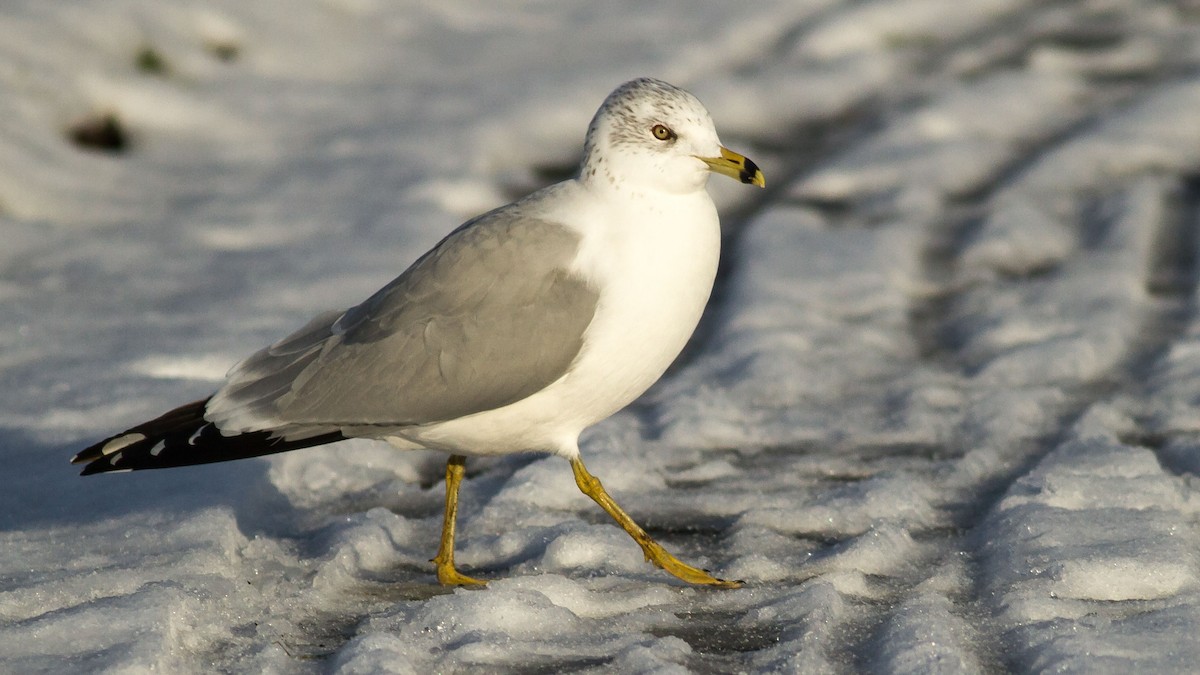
[698,146,765,187]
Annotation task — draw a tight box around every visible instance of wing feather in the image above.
[206,210,597,433]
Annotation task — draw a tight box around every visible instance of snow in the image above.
[5,0,1200,672]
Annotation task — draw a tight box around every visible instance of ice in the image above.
[6,0,1200,671]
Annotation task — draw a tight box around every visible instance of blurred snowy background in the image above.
[4,0,1200,671]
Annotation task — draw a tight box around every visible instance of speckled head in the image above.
[578,78,761,195]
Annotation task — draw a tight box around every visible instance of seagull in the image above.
[72,77,764,588]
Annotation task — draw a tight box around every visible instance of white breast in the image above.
[394,182,721,458]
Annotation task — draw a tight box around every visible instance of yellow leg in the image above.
[432,455,487,586]
[570,457,742,588]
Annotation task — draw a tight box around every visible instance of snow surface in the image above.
[4,0,1200,672]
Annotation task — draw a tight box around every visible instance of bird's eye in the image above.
[651,124,675,141]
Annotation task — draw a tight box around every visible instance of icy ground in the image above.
[4,0,1200,672]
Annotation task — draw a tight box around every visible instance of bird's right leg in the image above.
[571,457,742,588]
[432,454,487,586]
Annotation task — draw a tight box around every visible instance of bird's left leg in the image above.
[432,454,487,586]
[570,457,741,588]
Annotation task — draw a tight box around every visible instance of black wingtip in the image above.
[71,398,210,474]
[72,397,347,475]
[78,460,118,476]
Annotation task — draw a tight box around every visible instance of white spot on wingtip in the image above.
[101,433,145,456]
[332,312,350,336]
[187,425,206,446]
[149,440,166,457]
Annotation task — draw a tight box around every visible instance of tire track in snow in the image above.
[621,0,1160,669]
[900,70,1200,675]
[631,0,1134,669]
[953,173,1200,671]
[706,3,1141,670]
[677,1,1200,669]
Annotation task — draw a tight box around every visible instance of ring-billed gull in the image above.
[73,77,764,588]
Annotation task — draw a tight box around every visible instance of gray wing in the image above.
[206,209,598,433]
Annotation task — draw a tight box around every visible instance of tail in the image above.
[71,397,345,475]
